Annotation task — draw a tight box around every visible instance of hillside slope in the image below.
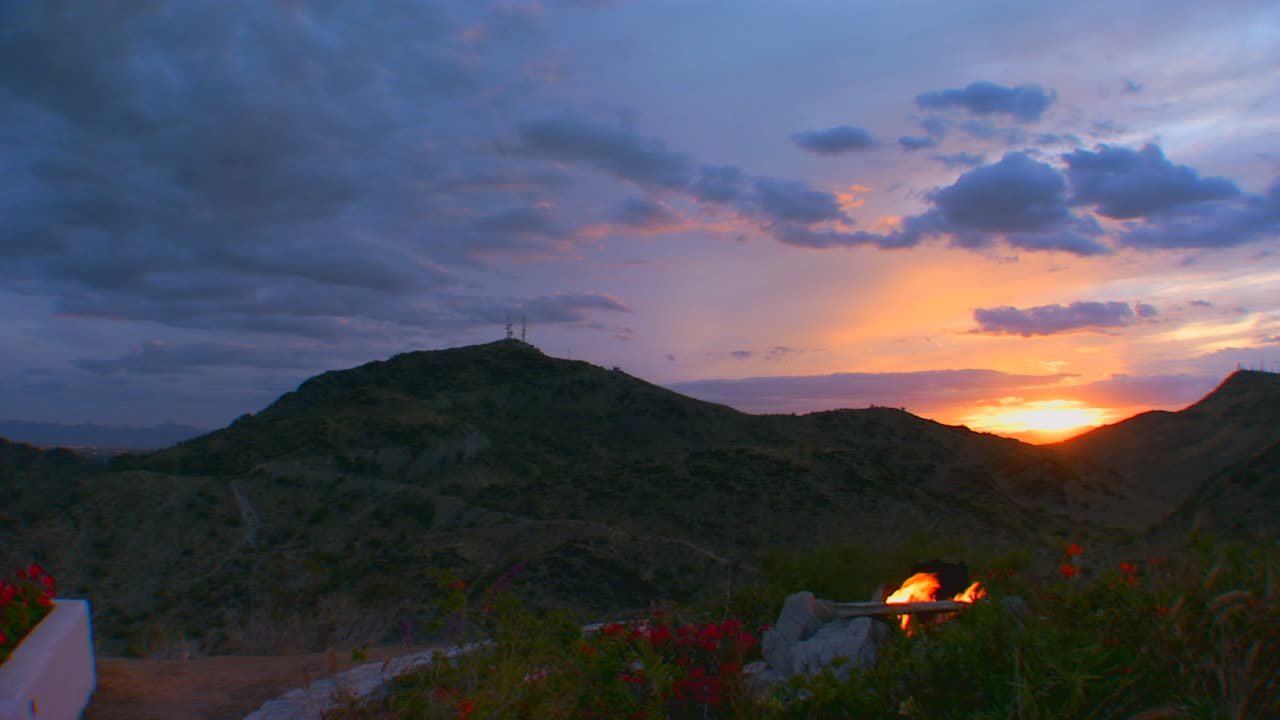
[1052,370,1280,527]
[5,345,1274,656]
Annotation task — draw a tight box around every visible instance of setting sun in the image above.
[958,399,1115,443]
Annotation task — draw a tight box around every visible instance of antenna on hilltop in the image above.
[504,316,513,341]
[521,314,527,343]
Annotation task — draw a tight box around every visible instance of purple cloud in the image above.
[515,115,694,190]
[1064,144,1241,219]
[613,197,679,229]
[899,135,939,151]
[792,125,877,155]
[971,301,1157,336]
[916,81,1057,122]
[749,177,848,225]
[1117,179,1280,250]
[932,152,985,168]
[929,152,1072,233]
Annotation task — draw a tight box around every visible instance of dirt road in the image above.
[85,645,421,720]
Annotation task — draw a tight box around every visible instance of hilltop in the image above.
[2,345,1276,656]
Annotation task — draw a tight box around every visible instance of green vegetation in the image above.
[327,537,1279,720]
[1,345,1277,661]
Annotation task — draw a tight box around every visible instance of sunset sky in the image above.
[2,1,1278,442]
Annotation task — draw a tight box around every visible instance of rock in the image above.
[1001,596,1029,623]
[742,660,782,697]
[791,617,889,681]
[761,592,828,679]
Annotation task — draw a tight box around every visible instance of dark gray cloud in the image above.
[765,151,1115,255]
[748,177,849,225]
[971,301,1156,336]
[1064,144,1241,219]
[667,369,1077,415]
[1004,228,1111,256]
[472,206,559,235]
[1115,180,1280,249]
[921,116,948,139]
[514,115,694,189]
[614,197,679,229]
[916,81,1057,122]
[899,135,939,151]
[929,152,1072,233]
[1034,132,1081,147]
[76,341,316,376]
[932,152,985,168]
[691,165,747,204]
[445,292,631,326]
[765,346,803,360]
[792,125,877,155]
[729,350,753,359]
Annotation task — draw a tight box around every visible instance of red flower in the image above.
[619,672,645,685]
[1065,543,1083,557]
[580,644,598,656]
[645,625,671,646]
[1119,561,1138,576]
[37,596,53,608]
[735,631,757,649]
[0,633,7,645]
[601,622,626,637]
[457,699,475,719]
[1124,575,1138,586]
[450,580,466,590]
[1060,563,1079,578]
[1155,605,1171,615]
[25,564,44,579]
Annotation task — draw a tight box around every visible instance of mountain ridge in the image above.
[2,344,1275,656]
[0,420,207,450]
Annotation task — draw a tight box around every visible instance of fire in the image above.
[884,572,986,633]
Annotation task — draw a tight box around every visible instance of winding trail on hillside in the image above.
[189,480,262,583]
[231,479,261,547]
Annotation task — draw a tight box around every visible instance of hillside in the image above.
[3,345,1275,657]
[1052,370,1280,528]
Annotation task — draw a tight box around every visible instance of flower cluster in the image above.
[588,616,759,718]
[1,564,56,663]
[1061,542,1083,579]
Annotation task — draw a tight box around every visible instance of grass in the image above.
[324,534,1279,720]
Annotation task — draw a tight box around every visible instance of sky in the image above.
[2,0,1279,443]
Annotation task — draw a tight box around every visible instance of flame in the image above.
[884,573,986,633]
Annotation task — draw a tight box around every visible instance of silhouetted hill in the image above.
[4,345,1276,656]
[1152,437,1280,543]
[0,420,206,450]
[1052,371,1280,527]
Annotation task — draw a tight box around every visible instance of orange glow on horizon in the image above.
[957,399,1116,443]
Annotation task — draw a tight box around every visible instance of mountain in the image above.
[0,420,207,450]
[2,344,1276,657]
[1052,370,1280,529]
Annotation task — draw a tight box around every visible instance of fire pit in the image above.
[752,561,987,688]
